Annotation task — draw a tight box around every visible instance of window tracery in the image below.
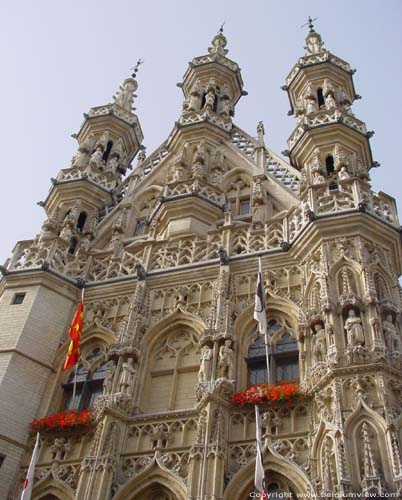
[142,329,200,412]
[246,319,299,386]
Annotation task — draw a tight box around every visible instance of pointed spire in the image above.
[113,60,143,113]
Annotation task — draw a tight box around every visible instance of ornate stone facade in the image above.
[0,26,402,500]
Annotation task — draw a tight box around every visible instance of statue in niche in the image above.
[187,82,203,112]
[218,340,233,379]
[103,360,116,395]
[204,89,215,110]
[339,89,353,115]
[295,98,305,122]
[305,96,317,115]
[313,171,325,185]
[96,131,109,150]
[59,223,73,245]
[112,138,125,159]
[198,346,213,383]
[195,409,207,445]
[383,314,402,352]
[219,97,232,117]
[325,93,337,110]
[119,358,136,394]
[345,309,365,347]
[114,78,137,111]
[312,323,327,364]
[323,78,335,97]
[89,146,104,170]
[338,166,350,180]
[252,199,265,223]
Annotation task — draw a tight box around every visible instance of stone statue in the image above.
[208,33,228,56]
[59,224,73,245]
[219,97,231,117]
[89,146,104,170]
[114,78,137,111]
[218,340,233,379]
[312,324,326,364]
[103,360,116,395]
[313,171,325,185]
[305,96,317,115]
[119,358,136,394]
[383,314,402,352]
[96,131,110,151]
[71,147,89,168]
[345,309,365,347]
[338,166,350,180]
[187,82,203,112]
[198,346,212,383]
[195,409,207,444]
[204,90,215,110]
[305,32,324,55]
[325,93,337,110]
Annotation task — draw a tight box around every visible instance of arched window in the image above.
[102,140,114,162]
[76,211,87,232]
[226,176,251,217]
[317,88,325,108]
[62,358,108,410]
[325,155,335,176]
[142,329,199,412]
[246,320,299,386]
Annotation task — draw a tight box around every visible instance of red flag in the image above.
[63,300,84,370]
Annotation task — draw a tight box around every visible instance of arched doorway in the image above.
[224,456,313,500]
[134,483,177,500]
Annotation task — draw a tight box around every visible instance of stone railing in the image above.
[191,53,239,72]
[230,128,256,158]
[286,51,351,87]
[179,108,232,132]
[266,150,300,193]
[87,103,141,129]
[164,178,225,206]
[288,109,367,150]
[56,165,117,191]
[6,185,399,281]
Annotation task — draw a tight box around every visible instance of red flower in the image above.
[231,383,303,406]
[29,410,94,433]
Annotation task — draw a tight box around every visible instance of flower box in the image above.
[29,410,94,433]
[231,382,303,407]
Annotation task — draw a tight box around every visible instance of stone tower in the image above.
[0,26,401,500]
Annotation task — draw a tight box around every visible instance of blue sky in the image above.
[1,0,401,264]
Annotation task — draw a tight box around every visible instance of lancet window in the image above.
[62,348,108,410]
[246,319,299,386]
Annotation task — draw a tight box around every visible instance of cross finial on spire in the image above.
[131,59,144,79]
[219,20,226,34]
[301,16,318,33]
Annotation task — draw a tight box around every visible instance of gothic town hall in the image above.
[1,26,402,499]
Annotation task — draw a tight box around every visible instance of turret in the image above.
[283,21,374,190]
